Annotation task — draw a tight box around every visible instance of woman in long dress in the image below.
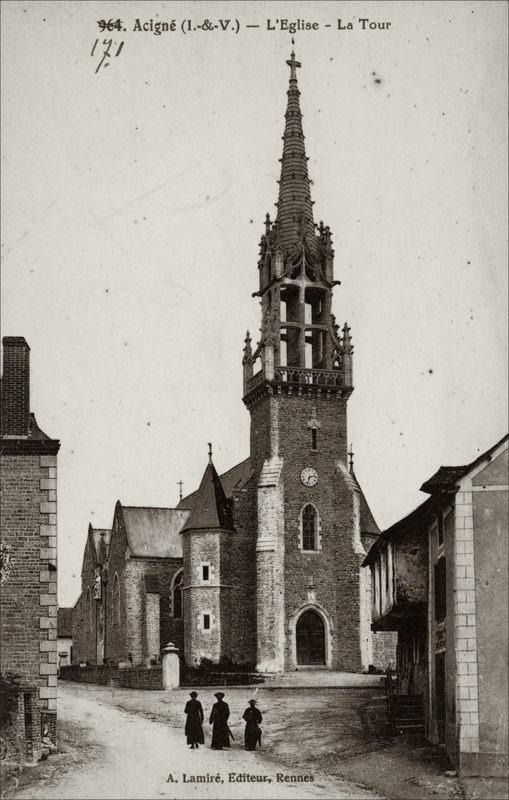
[184,691,204,749]
[209,692,231,750]
[242,699,262,750]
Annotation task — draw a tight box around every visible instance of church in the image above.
[73,51,390,674]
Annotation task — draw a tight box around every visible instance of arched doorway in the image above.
[296,609,326,666]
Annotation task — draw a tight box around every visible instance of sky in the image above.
[1,0,507,606]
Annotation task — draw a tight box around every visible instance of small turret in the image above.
[341,322,354,389]
[242,331,253,395]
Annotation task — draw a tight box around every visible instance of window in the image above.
[311,429,317,451]
[89,588,94,634]
[302,504,319,551]
[172,569,183,619]
[86,588,91,633]
[112,573,120,626]
[437,514,444,547]
[202,565,209,582]
[203,613,210,631]
[434,557,446,622]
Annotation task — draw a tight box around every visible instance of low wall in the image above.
[180,669,265,687]
[60,664,264,689]
[59,664,163,690]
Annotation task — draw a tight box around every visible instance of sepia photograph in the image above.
[1,1,507,798]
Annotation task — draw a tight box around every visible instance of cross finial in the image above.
[208,442,213,464]
[348,445,354,473]
[286,47,301,81]
[177,480,183,502]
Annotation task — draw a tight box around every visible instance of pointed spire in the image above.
[275,48,317,260]
[182,457,234,531]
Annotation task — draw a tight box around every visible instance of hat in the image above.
[214,692,225,699]
[248,699,257,705]
[189,691,198,698]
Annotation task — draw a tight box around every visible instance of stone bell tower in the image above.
[243,51,370,674]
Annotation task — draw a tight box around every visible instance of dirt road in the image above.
[12,683,379,800]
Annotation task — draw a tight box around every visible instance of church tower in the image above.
[243,51,371,673]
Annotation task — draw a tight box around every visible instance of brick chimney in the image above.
[1,337,30,436]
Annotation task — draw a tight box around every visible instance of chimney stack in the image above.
[1,337,30,436]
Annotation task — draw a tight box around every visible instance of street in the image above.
[12,683,378,800]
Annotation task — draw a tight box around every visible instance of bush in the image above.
[0,674,21,731]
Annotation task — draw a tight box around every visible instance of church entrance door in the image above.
[296,609,326,666]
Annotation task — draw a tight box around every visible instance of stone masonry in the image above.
[1,337,60,761]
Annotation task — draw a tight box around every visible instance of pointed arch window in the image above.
[88,587,94,634]
[301,504,320,552]
[112,573,120,626]
[86,587,91,633]
[172,569,183,619]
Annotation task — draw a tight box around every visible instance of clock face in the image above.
[301,467,318,487]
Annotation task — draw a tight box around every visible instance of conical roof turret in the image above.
[182,451,234,531]
[274,49,317,260]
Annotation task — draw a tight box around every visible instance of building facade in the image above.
[365,435,508,777]
[73,505,186,667]
[73,51,394,675]
[0,337,60,762]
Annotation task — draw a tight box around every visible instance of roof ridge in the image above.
[121,505,186,511]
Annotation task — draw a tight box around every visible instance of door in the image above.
[296,609,326,665]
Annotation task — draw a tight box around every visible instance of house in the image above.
[364,435,508,777]
[0,337,60,762]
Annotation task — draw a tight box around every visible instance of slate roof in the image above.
[57,607,73,638]
[121,506,188,559]
[420,433,508,493]
[362,497,436,567]
[364,434,509,567]
[178,458,252,514]
[180,462,234,532]
[351,472,381,536]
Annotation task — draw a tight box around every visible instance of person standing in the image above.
[184,691,204,749]
[242,699,262,751]
[209,692,231,750]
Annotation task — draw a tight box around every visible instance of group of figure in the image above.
[184,691,262,751]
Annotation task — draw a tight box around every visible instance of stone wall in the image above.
[59,664,163,690]
[121,557,183,665]
[72,535,98,664]
[183,530,222,665]
[0,453,58,760]
[246,386,369,673]
[226,481,257,666]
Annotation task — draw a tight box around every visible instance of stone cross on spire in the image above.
[286,49,301,81]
